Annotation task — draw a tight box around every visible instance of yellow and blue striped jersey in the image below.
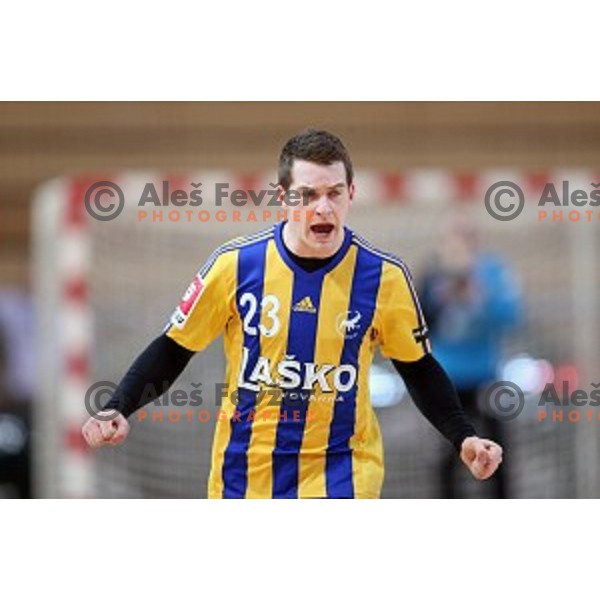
[165,222,431,498]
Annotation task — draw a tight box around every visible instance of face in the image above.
[437,216,478,272]
[280,159,355,258]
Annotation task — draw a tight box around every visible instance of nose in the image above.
[314,194,333,216]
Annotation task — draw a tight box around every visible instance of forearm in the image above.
[102,334,195,418]
[392,354,476,451]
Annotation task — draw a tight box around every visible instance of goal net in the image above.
[33,170,600,498]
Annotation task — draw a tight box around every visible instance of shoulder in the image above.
[476,253,520,296]
[350,230,414,280]
[224,225,276,251]
[199,226,276,277]
[476,252,514,280]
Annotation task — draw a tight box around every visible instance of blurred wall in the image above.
[1,101,600,286]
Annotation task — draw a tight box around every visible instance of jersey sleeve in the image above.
[164,249,238,352]
[375,260,432,362]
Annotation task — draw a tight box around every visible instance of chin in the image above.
[306,236,337,258]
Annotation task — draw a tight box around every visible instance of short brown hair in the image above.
[278,129,354,190]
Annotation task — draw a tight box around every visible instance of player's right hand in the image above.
[81,411,130,448]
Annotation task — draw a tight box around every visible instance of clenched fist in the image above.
[82,411,130,448]
[460,436,503,480]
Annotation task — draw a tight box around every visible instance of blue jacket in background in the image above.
[419,253,522,391]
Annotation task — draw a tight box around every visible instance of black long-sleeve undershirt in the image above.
[103,334,475,452]
[102,239,476,451]
[391,354,476,451]
[102,334,194,418]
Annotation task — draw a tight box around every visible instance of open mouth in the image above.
[310,223,335,236]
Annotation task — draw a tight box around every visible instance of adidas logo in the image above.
[292,296,317,313]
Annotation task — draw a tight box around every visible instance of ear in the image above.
[275,184,286,206]
[348,182,356,204]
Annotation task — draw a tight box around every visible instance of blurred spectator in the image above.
[419,215,522,498]
[0,320,32,498]
[0,288,36,402]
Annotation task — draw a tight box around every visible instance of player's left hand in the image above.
[460,436,503,480]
